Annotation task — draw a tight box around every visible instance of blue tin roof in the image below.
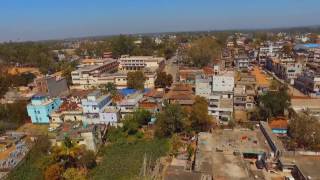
[303,44,320,48]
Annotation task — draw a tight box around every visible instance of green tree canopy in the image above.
[185,37,222,67]
[111,35,136,58]
[259,85,291,119]
[188,96,212,132]
[289,112,320,151]
[155,103,187,137]
[127,71,146,90]
[155,72,173,88]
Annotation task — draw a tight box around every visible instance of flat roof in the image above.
[196,132,257,180]
[280,155,320,179]
[211,129,270,154]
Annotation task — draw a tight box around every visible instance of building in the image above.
[118,56,165,71]
[268,117,288,135]
[118,92,143,118]
[71,66,156,89]
[258,44,283,67]
[81,90,112,124]
[51,123,107,152]
[212,71,235,92]
[71,59,119,89]
[294,70,320,97]
[27,95,62,124]
[195,71,235,122]
[234,55,250,71]
[35,75,69,97]
[269,57,303,84]
[99,107,121,126]
[165,84,195,107]
[50,100,83,128]
[233,85,255,110]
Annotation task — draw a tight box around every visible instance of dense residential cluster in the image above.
[0,31,320,179]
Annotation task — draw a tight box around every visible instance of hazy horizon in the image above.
[1,0,320,42]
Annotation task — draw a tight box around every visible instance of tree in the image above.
[122,115,139,135]
[259,85,291,119]
[186,37,221,67]
[63,168,86,180]
[78,150,96,169]
[155,103,187,137]
[155,72,173,88]
[127,71,146,90]
[111,35,136,58]
[101,82,117,95]
[44,163,62,180]
[188,96,212,132]
[132,109,151,126]
[289,112,320,151]
[133,36,156,56]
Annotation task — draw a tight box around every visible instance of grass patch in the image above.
[90,138,169,180]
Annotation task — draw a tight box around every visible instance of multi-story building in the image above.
[233,85,255,110]
[50,101,83,128]
[27,95,62,124]
[294,70,320,97]
[99,107,121,126]
[234,55,250,71]
[52,123,107,152]
[71,59,119,88]
[267,57,303,84]
[258,44,283,67]
[118,92,143,118]
[196,71,235,123]
[212,71,235,92]
[72,70,156,89]
[82,90,112,114]
[119,56,165,71]
[71,58,156,89]
[81,90,114,124]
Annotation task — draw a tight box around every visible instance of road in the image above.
[164,56,179,82]
[265,70,307,97]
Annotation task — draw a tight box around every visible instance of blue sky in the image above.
[0,0,320,41]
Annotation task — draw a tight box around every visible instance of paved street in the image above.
[164,56,179,82]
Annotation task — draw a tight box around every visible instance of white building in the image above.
[99,107,121,126]
[195,71,235,123]
[235,55,250,71]
[71,67,157,90]
[212,71,235,92]
[82,91,112,114]
[119,56,165,71]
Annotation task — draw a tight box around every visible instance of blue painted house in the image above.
[27,95,63,123]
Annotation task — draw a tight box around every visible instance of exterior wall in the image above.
[27,97,62,123]
[82,94,112,113]
[99,111,120,126]
[119,56,165,71]
[72,71,156,90]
